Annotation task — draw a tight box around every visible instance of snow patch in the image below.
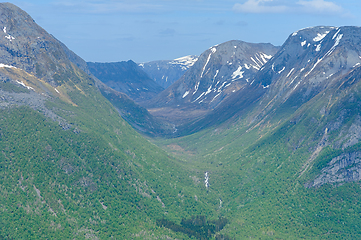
[193,92,205,103]
[231,66,244,79]
[182,91,189,98]
[2,27,6,33]
[250,57,261,69]
[244,63,250,69]
[332,29,341,39]
[278,66,286,74]
[16,80,34,90]
[55,88,60,94]
[205,86,212,96]
[326,73,334,79]
[292,31,298,36]
[305,58,323,78]
[213,70,219,79]
[211,47,217,54]
[316,44,322,52]
[5,34,15,41]
[211,92,222,103]
[262,53,272,59]
[252,65,260,70]
[200,52,212,78]
[301,40,307,47]
[193,82,200,95]
[170,55,198,68]
[325,33,343,57]
[353,63,361,68]
[0,63,16,69]
[286,68,295,78]
[218,81,227,92]
[293,80,302,90]
[313,31,329,42]
[259,53,272,63]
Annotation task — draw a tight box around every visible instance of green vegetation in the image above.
[0,65,220,239]
[2,34,361,239]
[149,70,361,239]
[157,215,230,239]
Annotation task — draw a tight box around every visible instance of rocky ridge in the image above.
[139,55,198,89]
[148,40,279,110]
[88,60,164,104]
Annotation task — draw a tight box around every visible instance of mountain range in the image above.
[2,2,361,239]
[87,60,164,104]
[139,55,198,89]
[145,40,279,125]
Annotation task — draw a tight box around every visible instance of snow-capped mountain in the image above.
[184,26,361,135]
[253,26,361,114]
[147,40,279,112]
[139,55,198,89]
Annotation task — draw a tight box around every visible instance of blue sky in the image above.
[11,0,361,63]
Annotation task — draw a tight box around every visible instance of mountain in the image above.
[139,55,198,89]
[254,26,361,118]
[153,26,361,239]
[97,82,174,136]
[0,3,218,239]
[87,60,164,104]
[180,26,361,134]
[3,2,361,238]
[146,40,279,125]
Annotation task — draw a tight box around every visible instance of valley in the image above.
[1,2,361,239]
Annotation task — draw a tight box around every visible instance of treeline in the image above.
[156,215,233,240]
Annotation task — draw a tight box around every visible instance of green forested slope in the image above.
[0,64,220,240]
[152,67,361,239]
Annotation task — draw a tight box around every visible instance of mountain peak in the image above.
[146,40,279,125]
[0,2,84,86]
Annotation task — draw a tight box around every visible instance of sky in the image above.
[10,0,361,63]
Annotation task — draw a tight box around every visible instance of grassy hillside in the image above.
[0,65,222,239]
[151,68,361,239]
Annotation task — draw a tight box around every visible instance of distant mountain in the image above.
[87,60,164,104]
[181,26,361,134]
[139,55,198,89]
[255,26,361,114]
[159,26,361,239]
[97,82,174,136]
[146,40,279,125]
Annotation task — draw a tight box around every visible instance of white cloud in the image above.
[233,0,288,13]
[53,0,164,14]
[296,0,343,13]
[233,0,345,15]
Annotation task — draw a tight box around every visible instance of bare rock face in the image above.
[255,26,361,112]
[139,55,198,89]
[0,3,87,87]
[308,152,361,188]
[87,60,164,104]
[148,40,279,110]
